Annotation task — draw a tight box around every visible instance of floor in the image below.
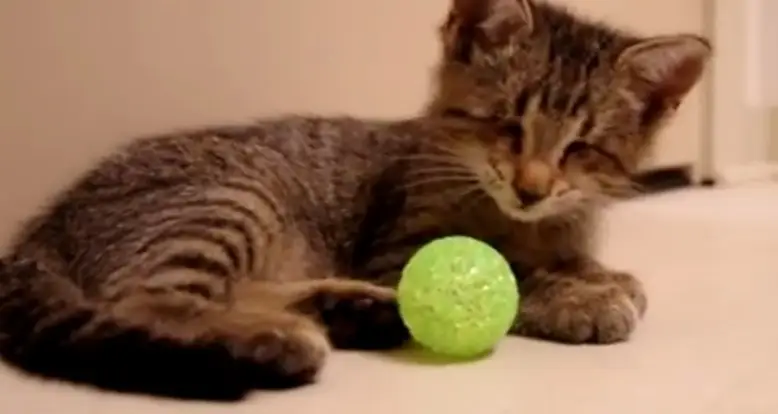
[1,183,776,414]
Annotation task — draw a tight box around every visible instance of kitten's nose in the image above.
[515,159,552,208]
[517,189,543,207]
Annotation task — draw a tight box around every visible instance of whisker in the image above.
[440,182,481,198]
[391,157,466,171]
[457,186,490,211]
[594,174,642,199]
[423,141,468,158]
[392,140,472,165]
[406,180,481,206]
[401,175,480,191]
[405,166,474,178]
[623,179,644,196]
[391,152,459,162]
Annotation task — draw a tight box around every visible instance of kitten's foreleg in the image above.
[511,259,647,344]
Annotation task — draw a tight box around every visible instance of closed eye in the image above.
[442,108,472,119]
[501,123,524,153]
[561,140,589,160]
[441,108,526,155]
[562,141,628,174]
[502,123,524,138]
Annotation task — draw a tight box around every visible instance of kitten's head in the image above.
[425,0,711,222]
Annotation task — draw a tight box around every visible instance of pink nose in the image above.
[514,159,570,203]
[515,160,552,190]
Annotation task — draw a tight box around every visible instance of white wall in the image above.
[0,0,450,246]
[0,0,770,249]
[770,112,778,161]
[710,0,775,182]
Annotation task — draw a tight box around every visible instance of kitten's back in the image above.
[0,115,421,400]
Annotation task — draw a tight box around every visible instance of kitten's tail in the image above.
[0,256,256,401]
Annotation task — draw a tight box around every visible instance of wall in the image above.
[710,0,775,182]
[0,0,449,246]
[771,112,778,162]
[0,0,757,249]
[0,0,712,248]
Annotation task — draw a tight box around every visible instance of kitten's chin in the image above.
[490,191,587,223]
[501,208,552,223]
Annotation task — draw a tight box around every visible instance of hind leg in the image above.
[109,288,330,390]
[234,279,409,350]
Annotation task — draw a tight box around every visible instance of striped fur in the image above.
[426,0,710,345]
[0,0,710,401]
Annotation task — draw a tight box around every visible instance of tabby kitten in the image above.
[0,0,709,401]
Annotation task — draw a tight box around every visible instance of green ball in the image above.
[397,236,519,358]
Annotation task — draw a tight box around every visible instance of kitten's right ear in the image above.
[443,0,534,61]
[452,0,534,33]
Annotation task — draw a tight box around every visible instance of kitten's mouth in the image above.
[489,188,584,223]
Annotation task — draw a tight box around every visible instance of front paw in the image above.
[514,271,645,344]
[300,280,410,350]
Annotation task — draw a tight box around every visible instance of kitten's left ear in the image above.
[443,0,534,58]
[617,34,712,106]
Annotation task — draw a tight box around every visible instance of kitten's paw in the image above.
[576,268,648,318]
[305,281,410,350]
[514,272,644,344]
[227,317,330,387]
[607,271,648,318]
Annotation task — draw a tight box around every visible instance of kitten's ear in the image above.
[446,0,534,50]
[617,34,712,106]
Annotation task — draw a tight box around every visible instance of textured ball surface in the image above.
[397,236,519,357]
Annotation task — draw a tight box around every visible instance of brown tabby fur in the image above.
[0,0,710,401]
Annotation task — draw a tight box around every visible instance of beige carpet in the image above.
[1,183,776,414]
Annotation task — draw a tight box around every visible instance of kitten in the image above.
[0,0,709,401]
